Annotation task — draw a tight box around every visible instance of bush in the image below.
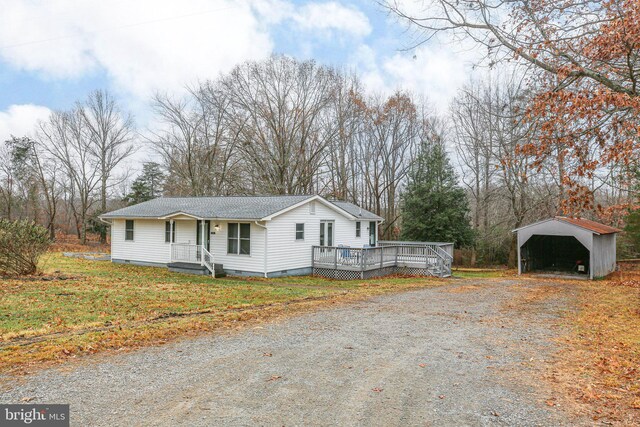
[0,219,51,276]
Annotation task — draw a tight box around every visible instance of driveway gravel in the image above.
[1,278,585,426]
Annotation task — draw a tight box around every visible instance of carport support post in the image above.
[517,235,521,275]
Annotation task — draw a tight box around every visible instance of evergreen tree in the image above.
[400,140,474,247]
[124,162,165,205]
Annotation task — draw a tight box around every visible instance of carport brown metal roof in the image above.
[512,216,622,235]
[554,217,621,235]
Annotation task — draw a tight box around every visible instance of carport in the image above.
[514,217,620,279]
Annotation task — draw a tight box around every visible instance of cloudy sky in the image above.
[0,0,477,144]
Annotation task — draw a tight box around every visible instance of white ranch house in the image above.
[100,195,453,279]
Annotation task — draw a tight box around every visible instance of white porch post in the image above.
[169,219,174,262]
[200,219,205,266]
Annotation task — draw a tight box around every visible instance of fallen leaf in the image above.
[439,395,445,399]
[418,363,426,368]
[21,397,34,402]
[266,375,281,382]
[372,387,383,393]
[263,352,272,357]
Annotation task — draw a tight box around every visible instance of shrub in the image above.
[0,219,51,276]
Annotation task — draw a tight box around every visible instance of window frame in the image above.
[227,222,251,255]
[355,221,361,237]
[164,221,176,243]
[295,223,305,241]
[125,219,134,241]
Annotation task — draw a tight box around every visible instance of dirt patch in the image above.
[443,284,485,293]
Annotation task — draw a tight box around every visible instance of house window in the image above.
[165,221,176,243]
[228,223,251,255]
[125,220,134,241]
[296,223,304,240]
[356,221,361,237]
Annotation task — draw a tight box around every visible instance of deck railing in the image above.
[170,243,215,276]
[379,240,454,259]
[312,242,453,276]
[170,243,202,264]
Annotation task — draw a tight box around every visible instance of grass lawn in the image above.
[0,253,446,375]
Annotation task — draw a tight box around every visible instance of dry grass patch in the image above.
[1,253,444,376]
[550,273,640,425]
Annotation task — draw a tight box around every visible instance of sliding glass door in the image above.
[320,221,334,247]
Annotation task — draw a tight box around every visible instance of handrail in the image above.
[202,245,215,278]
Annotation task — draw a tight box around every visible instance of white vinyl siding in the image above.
[111,219,266,273]
[112,219,171,264]
[266,201,373,273]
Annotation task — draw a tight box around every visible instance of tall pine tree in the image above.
[400,139,474,247]
[124,162,165,205]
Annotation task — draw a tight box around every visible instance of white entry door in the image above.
[320,221,334,247]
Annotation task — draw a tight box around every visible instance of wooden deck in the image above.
[312,242,453,279]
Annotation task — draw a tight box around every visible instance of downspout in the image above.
[254,221,268,278]
[99,217,112,257]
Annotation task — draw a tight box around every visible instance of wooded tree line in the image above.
[387,0,640,261]
[1,45,637,263]
[0,57,438,244]
[0,91,134,244]
[148,56,433,239]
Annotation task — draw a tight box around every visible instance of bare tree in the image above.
[221,56,339,194]
[150,81,240,196]
[354,92,423,238]
[0,143,16,220]
[80,90,136,242]
[40,110,101,244]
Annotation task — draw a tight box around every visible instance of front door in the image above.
[196,220,211,251]
[320,221,334,247]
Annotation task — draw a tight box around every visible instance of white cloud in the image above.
[351,38,482,113]
[292,2,371,37]
[0,104,52,142]
[0,0,275,98]
[0,1,372,100]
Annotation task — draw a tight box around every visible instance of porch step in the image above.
[167,262,226,277]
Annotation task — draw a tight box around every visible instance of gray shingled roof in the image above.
[330,201,383,221]
[100,195,381,221]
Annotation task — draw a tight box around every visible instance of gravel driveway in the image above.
[1,278,583,426]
